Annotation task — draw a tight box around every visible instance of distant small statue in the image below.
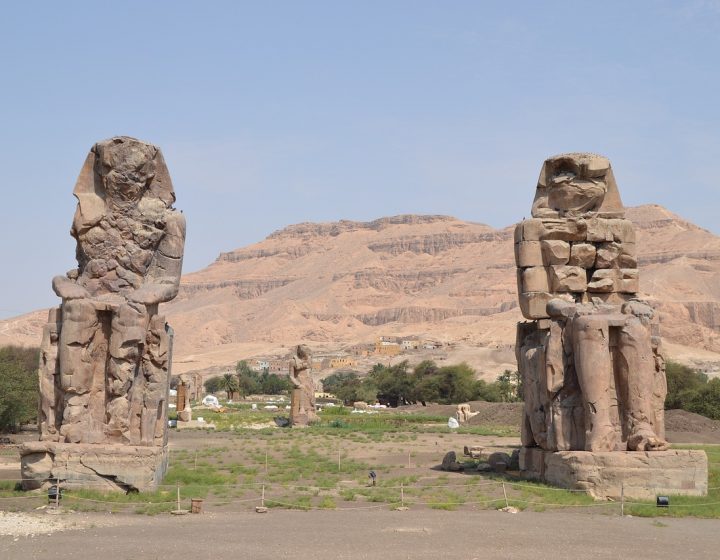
[289,345,317,426]
[455,403,479,424]
[176,374,193,423]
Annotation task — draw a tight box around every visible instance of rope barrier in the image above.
[61,495,178,505]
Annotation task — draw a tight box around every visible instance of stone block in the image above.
[515,241,543,267]
[569,243,596,267]
[619,268,639,293]
[519,292,552,319]
[608,219,636,243]
[617,242,637,268]
[541,240,570,265]
[519,447,546,479]
[538,218,587,241]
[549,266,587,292]
[588,269,619,292]
[520,267,550,293]
[595,242,623,269]
[20,441,168,492]
[515,218,545,243]
[520,448,708,500]
[585,218,615,242]
[620,241,636,256]
[514,223,523,243]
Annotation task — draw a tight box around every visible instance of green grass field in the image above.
[1,408,717,518]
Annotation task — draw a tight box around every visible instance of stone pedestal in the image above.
[520,447,708,500]
[20,441,169,493]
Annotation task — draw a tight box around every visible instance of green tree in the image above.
[322,371,359,394]
[665,360,708,410]
[0,346,40,432]
[221,373,240,400]
[368,361,414,407]
[235,360,261,396]
[204,376,224,394]
[474,379,503,402]
[495,370,522,402]
[685,378,720,420]
[259,371,293,394]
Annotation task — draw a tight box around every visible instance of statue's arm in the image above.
[51,275,89,300]
[130,211,186,305]
[289,359,301,387]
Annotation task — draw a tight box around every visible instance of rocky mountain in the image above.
[2,205,719,378]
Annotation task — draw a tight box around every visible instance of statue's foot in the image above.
[627,430,668,451]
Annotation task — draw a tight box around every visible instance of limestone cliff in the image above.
[2,205,720,375]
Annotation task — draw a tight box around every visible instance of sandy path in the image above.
[1,509,718,560]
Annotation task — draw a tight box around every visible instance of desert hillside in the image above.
[2,205,719,378]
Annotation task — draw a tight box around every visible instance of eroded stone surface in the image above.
[520,447,708,499]
[22,137,184,491]
[20,441,168,492]
[289,345,318,426]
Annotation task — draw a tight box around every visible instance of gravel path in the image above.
[1,509,719,559]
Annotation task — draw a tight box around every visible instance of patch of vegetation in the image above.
[665,360,720,420]
[0,346,40,432]
[323,360,522,407]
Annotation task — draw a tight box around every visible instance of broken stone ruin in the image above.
[289,344,318,426]
[515,153,708,499]
[19,136,186,492]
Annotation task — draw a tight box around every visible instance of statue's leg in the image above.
[617,317,668,451]
[521,345,549,448]
[573,316,618,451]
[57,299,100,443]
[106,302,148,442]
[38,308,62,441]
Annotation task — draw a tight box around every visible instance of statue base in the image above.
[19,441,169,493]
[520,447,708,500]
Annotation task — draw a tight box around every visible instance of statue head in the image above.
[71,136,178,235]
[296,345,311,360]
[94,137,157,204]
[532,153,624,218]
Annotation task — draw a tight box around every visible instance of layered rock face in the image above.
[2,205,720,376]
[20,137,185,492]
[515,153,707,498]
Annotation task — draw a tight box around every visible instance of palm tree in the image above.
[220,373,239,400]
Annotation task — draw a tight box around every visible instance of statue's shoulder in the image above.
[164,210,186,233]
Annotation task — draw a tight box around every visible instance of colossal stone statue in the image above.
[515,153,707,498]
[289,345,317,426]
[20,136,185,492]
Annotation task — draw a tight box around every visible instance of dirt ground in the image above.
[1,408,719,559]
[2,509,719,560]
[399,402,720,444]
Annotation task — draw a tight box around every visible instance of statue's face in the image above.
[547,163,607,213]
[95,139,156,204]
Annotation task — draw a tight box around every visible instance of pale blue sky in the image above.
[1,1,719,318]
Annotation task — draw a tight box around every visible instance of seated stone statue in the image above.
[42,136,185,446]
[515,153,666,453]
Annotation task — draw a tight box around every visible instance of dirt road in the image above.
[2,509,718,560]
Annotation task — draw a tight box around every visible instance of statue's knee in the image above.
[62,299,95,323]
